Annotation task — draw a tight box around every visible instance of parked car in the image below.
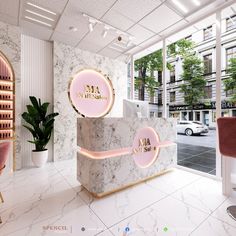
[177,121,209,136]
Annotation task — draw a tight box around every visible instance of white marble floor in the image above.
[1,159,236,236]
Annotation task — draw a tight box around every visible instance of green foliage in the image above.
[180,55,206,107]
[224,58,236,102]
[134,50,162,100]
[167,39,195,58]
[134,38,201,103]
[22,96,59,151]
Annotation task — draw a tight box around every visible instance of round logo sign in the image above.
[68,69,115,117]
[132,127,160,168]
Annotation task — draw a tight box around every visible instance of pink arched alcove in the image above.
[0,50,15,171]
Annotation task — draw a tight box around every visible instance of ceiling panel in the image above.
[78,40,104,53]
[186,0,225,22]
[0,0,20,25]
[20,19,53,40]
[126,45,143,55]
[139,4,182,33]
[53,13,89,42]
[111,0,162,22]
[0,0,20,17]
[67,0,117,19]
[51,31,80,47]
[193,15,216,30]
[128,24,155,44]
[99,47,122,59]
[138,34,161,49]
[160,19,189,38]
[102,9,135,31]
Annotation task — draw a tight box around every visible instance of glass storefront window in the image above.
[189,111,193,121]
[182,112,187,120]
[195,111,200,121]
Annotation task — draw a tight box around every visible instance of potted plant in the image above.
[22,96,59,167]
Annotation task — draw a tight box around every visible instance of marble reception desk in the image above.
[77,118,177,197]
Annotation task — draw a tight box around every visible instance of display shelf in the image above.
[0,51,15,143]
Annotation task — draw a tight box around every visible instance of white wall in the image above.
[21,35,53,167]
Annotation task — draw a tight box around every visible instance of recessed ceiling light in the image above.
[191,0,201,6]
[25,16,52,27]
[171,0,188,14]
[25,9,54,21]
[89,23,94,32]
[102,30,107,38]
[26,2,56,15]
[102,26,109,38]
[69,26,78,32]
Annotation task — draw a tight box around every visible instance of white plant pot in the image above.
[32,149,48,167]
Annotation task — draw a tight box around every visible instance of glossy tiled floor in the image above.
[0,159,236,236]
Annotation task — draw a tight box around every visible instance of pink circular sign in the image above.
[132,127,160,168]
[68,69,115,117]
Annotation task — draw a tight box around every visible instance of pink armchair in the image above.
[0,141,10,224]
[217,117,236,221]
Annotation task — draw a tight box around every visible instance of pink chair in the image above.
[0,141,10,224]
[217,117,236,221]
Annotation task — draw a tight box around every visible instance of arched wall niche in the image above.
[0,50,16,171]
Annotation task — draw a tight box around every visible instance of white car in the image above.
[177,121,209,136]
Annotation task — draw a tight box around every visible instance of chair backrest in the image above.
[0,142,10,173]
[217,117,236,158]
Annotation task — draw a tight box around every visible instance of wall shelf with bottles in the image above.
[0,51,15,141]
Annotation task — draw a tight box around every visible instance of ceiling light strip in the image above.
[171,0,188,13]
[25,16,52,27]
[26,2,56,15]
[25,9,55,21]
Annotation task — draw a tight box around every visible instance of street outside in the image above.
[177,130,216,175]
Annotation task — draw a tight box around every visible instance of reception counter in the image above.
[77,118,177,197]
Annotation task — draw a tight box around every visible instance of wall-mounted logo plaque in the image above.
[68,69,115,117]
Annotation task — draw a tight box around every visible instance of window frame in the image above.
[226,46,236,67]
[169,91,176,102]
[203,26,213,41]
[203,53,213,75]
[226,15,236,32]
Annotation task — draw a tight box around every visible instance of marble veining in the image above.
[53,41,127,162]
[1,159,236,235]
[77,118,177,195]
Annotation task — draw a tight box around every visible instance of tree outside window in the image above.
[224,57,236,102]
[226,46,236,67]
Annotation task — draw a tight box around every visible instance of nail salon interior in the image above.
[1,0,236,235]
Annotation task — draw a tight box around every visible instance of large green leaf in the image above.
[29,96,39,110]
[23,125,37,138]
